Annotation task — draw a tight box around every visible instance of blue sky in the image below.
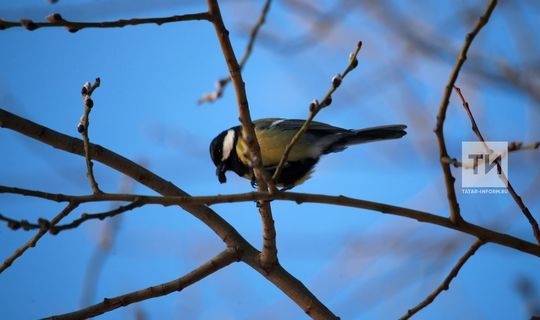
[1,1,540,319]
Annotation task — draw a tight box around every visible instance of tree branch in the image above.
[0,12,211,33]
[78,78,102,194]
[44,248,239,320]
[0,107,338,320]
[0,202,78,274]
[454,86,540,245]
[442,141,540,168]
[400,239,484,319]
[270,41,362,186]
[2,186,539,258]
[207,0,278,270]
[0,200,143,234]
[198,0,272,104]
[433,0,498,225]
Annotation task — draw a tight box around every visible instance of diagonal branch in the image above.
[0,202,78,274]
[400,239,484,320]
[198,0,272,104]
[434,0,498,225]
[0,108,338,319]
[0,12,211,33]
[79,78,102,194]
[44,248,239,320]
[207,0,278,270]
[270,41,362,186]
[454,86,540,245]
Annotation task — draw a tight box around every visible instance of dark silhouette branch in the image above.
[0,12,211,33]
[44,248,239,320]
[454,86,540,245]
[400,239,484,319]
[198,0,272,104]
[0,202,78,274]
[434,0,498,225]
[207,0,278,271]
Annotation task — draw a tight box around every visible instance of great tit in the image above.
[210,118,406,189]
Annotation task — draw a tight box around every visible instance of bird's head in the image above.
[209,128,238,184]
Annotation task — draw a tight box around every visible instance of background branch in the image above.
[79,78,102,194]
[198,0,272,104]
[454,86,540,244]
[400,239,484,319]
[434,0,498,225]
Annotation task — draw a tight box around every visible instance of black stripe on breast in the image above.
[266,158,319,188]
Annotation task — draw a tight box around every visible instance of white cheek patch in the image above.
[221,129,235,161]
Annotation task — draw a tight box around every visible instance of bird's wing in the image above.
[247,119,348,166]
[255,118,348,135]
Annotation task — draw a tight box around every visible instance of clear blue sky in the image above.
[1,1,539,319]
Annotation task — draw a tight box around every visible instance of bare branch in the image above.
[400,239,484,320]
[78,78,102,194]
[0,202,78,274]
[44,248,239,320]
[2,185,539,258]
[0,12,211,33]
[270,41,362,186]
[454,86,540,245]
[207,0,278,270]
[442,141,540,168]
[198,0,272,104]
[0,108,337,320]
[434,0,498,225]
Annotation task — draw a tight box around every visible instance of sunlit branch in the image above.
[207,0,278,272]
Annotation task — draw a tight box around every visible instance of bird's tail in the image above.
[324,124,407,154]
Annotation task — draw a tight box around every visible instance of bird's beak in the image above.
[216,163,227,184]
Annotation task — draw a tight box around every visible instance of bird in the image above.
[209,118,407,190]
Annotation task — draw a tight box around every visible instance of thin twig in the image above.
[0,201,142,234]
[434,0,498,225]
[44,248,239,320]
[0,202,78,274]
[79,78,102,194]
[1,185,539,257]
[198,0,272,104]
[442,141,540,168]
[207,0,278,271]
[270,41,362,187]
[454,86,540,245]
[400,239,484,320]
[0,12,211,33]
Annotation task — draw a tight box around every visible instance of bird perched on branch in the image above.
[210,118,406,190]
